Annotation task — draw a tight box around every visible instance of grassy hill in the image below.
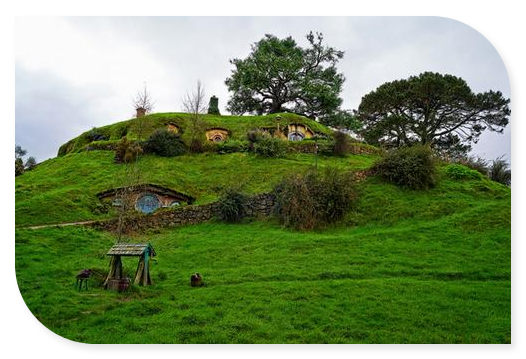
[57,112,333,156]
[14,113,511,343]
[15,151,376,227]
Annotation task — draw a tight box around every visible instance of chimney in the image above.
[136,107,146,118]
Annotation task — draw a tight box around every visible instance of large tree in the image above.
[225,32,344,118]
[358,72,510,154]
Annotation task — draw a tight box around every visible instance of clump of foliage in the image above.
[217,188,247,223]
[374,145,437,190]
[358,72,510,157]
[207,95,221,115]
[225,31,344,118]
[86,127,109,142]
[273,168,357,230]
[189,138,205,153]
[454,155,489,176]
[114,137,143,163]
[247,129,287,157]
[15,145,37,176]
[332,131,351,156]
[489,157,511,186]
[253,136,288,158]
[246,129,262,151]
[143,129,186,157]
[444,164,484,181]
[216,140,249,154]
[15,158,24,176]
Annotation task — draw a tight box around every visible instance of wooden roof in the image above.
[107,243,156,257]
[97,183,195,204]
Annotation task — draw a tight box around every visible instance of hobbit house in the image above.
[97,184,195,214]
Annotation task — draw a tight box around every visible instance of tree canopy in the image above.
[225,32,345,119]
[357,72,510,155]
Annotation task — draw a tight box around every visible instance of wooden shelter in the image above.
[103,243,156,289]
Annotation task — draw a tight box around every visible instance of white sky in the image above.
[15,16,511,162]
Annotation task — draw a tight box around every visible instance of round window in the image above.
[135,193,160,214]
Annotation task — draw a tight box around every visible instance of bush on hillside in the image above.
[217,188,247,223]
[144,129,186,157]
[444,164,484,181]
[253,136,288,158]
[489,157,511,186]
[114,137,143,164]
[332,131,351,156]
[86,127,109,142]
[246,129,267,152]
[216,139,249,154]
[189,138,205,153]
[455,155,489,176]
[374,145,437,190]
[273,168,357,230]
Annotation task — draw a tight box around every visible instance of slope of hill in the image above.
[15,151,377,227]
[15,169,510,343]
[14,112,511,343]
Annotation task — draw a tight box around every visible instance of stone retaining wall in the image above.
[91,193,275,233]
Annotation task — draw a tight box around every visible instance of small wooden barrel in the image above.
[106,278,131,292]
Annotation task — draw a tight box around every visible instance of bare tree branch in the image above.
[133,84,154,114]
[182,80,207,116]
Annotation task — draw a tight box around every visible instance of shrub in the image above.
[15,158,24,176]
[207,96,221,115]
[455,155,489,176]
[253,137,287,158]
[189,138,205,153]
[273,168,357,230]
[114,137,143,163]
[444,164,483,180]
[25,156,37,170]
[216,139,249,154]
[217,188,247,223]
[489,157,511,186]
[84,139,119,152]
[332,131,351,156]
[374,145,437,190]
[144,129,186,157]
[86,127,109,142]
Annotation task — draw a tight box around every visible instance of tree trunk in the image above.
[270,100,282,113]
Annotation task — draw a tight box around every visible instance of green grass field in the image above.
[14,111,511,343]
[15,164,511,343]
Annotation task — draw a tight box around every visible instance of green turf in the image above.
[15,171,510,343]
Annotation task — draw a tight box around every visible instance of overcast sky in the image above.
[15,17,511,162]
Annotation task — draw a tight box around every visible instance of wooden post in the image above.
[134,249,152,286]
[104,255,122,287]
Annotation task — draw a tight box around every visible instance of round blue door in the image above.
[136,193,160,214]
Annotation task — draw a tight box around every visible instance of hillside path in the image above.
[18,220,97,230]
